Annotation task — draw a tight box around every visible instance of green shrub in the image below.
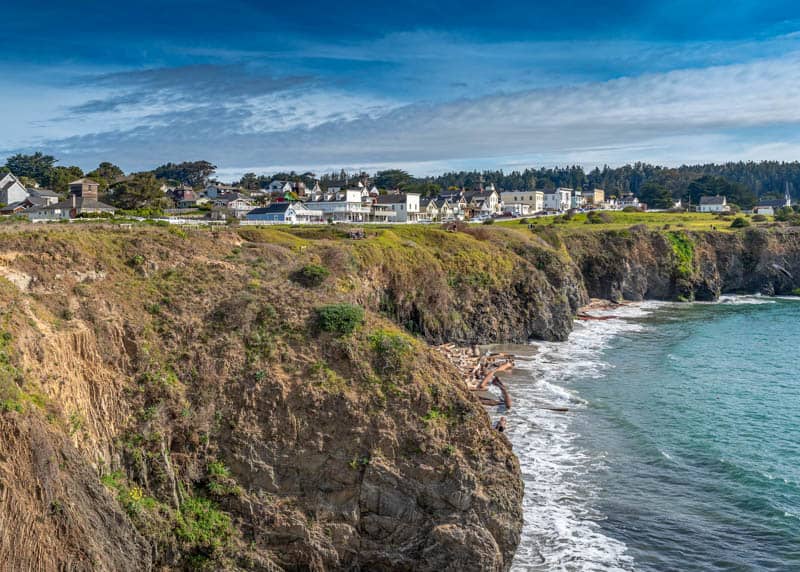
[752,214,767,222]
[730,217,750,229]
[481,218,494,225]
[315,304,364,335]
[291,263,330,287]
[176,497,233,553]
[368,329,414,377]
[666,231,695,278]
[586,211,612,224]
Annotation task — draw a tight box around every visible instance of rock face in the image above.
[1,223,798,571]
[0,226,525,571]
[566,227,800,301]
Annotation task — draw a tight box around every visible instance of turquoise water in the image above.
[506,297,800,571]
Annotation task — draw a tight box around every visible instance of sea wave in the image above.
[505,302,664,571]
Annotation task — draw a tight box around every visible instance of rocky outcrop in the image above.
[566,227,800,301]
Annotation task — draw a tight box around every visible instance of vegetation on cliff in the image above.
[1,220,800,570]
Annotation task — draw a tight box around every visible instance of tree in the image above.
[638,182,675,209]
[153,161,216,187]
[87,162,124,182]
[86,162,125,193]
[375,169,413,189]
[107,172,165,209]
[4,152,57,184]
[239,172,259,190]
[47,166,84,194]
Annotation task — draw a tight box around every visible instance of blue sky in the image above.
[3,0,800,179]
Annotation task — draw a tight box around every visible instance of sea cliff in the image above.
[0,223,798,571]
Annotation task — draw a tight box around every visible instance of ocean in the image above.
[503,296,800,571]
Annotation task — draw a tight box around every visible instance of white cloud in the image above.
[7,46,800,175]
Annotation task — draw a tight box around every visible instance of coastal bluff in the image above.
[0,223,798,571]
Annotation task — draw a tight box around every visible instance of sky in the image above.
[3,0,800,180]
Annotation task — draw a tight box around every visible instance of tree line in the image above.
[5,152,800,211]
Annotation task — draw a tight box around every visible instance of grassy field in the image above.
[493,210,763,233]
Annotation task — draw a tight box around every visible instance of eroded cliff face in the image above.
[0,225,532,571]
[566,227,800,301]
[3,223,797,571]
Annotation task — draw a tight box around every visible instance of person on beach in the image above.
[494,417,507,433]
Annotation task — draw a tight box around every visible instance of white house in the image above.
[753,187,791,216]
[543,188,572,211]
[500,190,544,215]
[268,180,293,194]
[618,192,643,210]
[312,189,372,222]
[375,192,421,222]
[698,195,729,213]
[0,172,29,206]
[245,202,322,224]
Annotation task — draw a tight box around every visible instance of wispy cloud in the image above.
[4,22,800,177]
[23,50,800,176]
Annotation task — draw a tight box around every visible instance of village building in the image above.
[618,192,643,210]
[420,197,439,222]
[582,188,605,206]
[245,202,323,224]
[28,188,60,205]
[268,180,293,194]
[463,189,500,218]
[211,192,255,218]
[571,192,586,209]
[500,190,544,215]
[698,195,730,213]
[28,178,115,221]
[753,187,792,216]
[310,189,372,222]
[0,172,29,206]
[375,192,421,222]
[1,195,54,215]
[205,183,244,199]
[543,188,573,211]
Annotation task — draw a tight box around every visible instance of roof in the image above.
[1,180,14,192]
[757,199,788,208]
[249,203,291,215]
[376,194,407,204]
[28,188,58,197]
[69,178,99,186]
[699,195,726,205]
[0,201,26,212]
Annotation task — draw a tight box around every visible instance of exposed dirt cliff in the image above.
[2,222,798,571]
[0,225,534,571]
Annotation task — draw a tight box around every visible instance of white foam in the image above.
[717,294,776,305]
[506,302,665,571]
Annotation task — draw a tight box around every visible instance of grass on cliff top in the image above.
[495,211,760,232]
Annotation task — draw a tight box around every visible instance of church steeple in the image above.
[785,182,792,207]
